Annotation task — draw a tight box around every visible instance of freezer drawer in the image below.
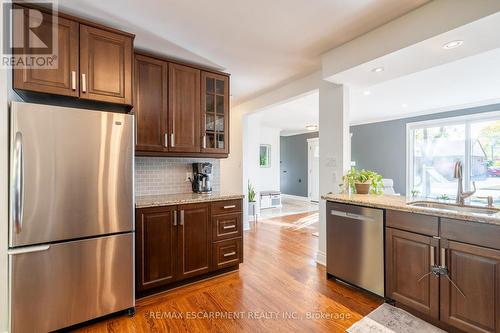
[9,233,134,333]
[326,202,384,297]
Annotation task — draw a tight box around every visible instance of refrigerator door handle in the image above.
[11,131,24,234]
[8,244,50,255]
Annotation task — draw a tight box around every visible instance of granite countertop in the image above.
[136,192,245,208]
[322,193,500,226]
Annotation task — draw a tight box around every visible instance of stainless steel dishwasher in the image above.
[326,201,384,297]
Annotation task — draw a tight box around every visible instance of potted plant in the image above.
[248,181,257,216]
[342,168,384,195]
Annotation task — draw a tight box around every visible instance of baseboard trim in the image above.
[281,194,311,202]
[315,250,326,267]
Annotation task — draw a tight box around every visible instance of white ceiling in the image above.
[258,91,319,136]
[350,47,500,125]
[328,11,500,88]
[57,0,428,104]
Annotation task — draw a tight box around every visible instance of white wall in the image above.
[258,126,280,192]
[223,73,320,230]
[246,114,280,194]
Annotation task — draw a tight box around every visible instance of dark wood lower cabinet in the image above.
[178,203,211,280]
[135,199,243,296]
[440,240,500,333]
[385,209,500,333]
[136,206,177,292]
[386,227,440,319]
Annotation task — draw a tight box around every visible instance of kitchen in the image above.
[1,1,500,333]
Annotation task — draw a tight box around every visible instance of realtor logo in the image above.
[2,0,59,68]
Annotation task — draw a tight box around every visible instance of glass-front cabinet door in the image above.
[201,72,229,154]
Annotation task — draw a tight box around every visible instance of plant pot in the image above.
[248,201,257,216]
[354,182,371,194]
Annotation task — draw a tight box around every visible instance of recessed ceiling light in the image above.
[372,67,384,73]
[401,103,408,108]
[363,90,371,96]
[442,40,464,49]
[305,125,318,131]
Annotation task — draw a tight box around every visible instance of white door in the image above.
[308,138,320,202]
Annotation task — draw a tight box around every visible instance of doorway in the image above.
[308,137,319,202]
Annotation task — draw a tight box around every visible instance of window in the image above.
[407,112,500,204]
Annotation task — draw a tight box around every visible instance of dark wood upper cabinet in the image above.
[177,203,211,280]
[134,54,168,152]
[12,5,133,107]
[133,52,230,158]
[201,72,229,154]
[80,25,133,105]
[440,240,500,333]
[168,63,201,153]
[13,9,79,97]
[386,227,440,320]
[136,206,178,292]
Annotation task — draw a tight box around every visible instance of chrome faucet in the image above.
[453,161,476,205]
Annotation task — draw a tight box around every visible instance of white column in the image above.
[316,83,350,265]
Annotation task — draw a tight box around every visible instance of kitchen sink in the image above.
[407,201,500,215]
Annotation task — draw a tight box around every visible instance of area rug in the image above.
[347,303,445,333]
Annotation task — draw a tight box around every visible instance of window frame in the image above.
[406,111,500,196]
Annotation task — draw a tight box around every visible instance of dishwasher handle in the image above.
[330,210,375,222]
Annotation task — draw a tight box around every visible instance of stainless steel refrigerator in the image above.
[8,102,135,332]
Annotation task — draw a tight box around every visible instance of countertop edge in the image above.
[136,194,245,209]
[323,195,500,226]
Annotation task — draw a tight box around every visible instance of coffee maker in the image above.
[191,162,213,193]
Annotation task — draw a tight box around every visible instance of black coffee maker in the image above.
[191,162,212,193]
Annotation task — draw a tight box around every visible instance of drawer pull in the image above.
[223,225,235,229]
[224,205,236,209]
[223,251,236,257]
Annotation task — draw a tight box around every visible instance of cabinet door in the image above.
[134,54,168,152]
[136,206,177,291]
[80,25,133,105]
[13,8,79,97]
[386,228,439,319]
[178,203,211,279]
[440,240,500,333]
[168,63,201,153]
[201,72,229,154]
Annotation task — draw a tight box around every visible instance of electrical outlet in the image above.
[185,172,192,182]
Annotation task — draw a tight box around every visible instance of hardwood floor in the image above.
[74,212,382,332]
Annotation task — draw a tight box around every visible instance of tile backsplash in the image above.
[135,157,220,196]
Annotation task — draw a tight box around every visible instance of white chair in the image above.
[382,178,398,195]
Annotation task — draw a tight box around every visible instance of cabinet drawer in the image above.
[211,200,242,215]
[441,218,500,251]
[213,213,242,241]
[213,238,242,269]
[386,210,438,236]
